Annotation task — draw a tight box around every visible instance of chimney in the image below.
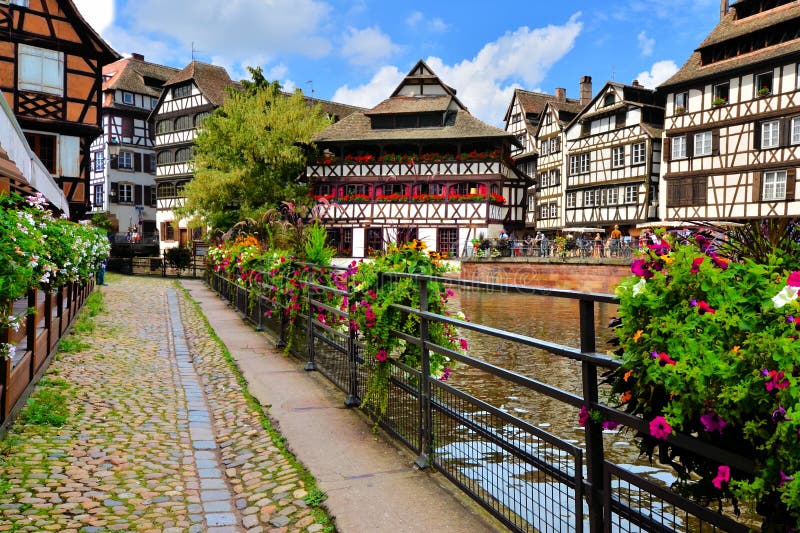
[632,79,642,88]
[555,87,566,102]
[720,0,729,20]
[580,76,592,106]
[131,53,144,61]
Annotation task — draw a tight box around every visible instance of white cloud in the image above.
[107,0,332,67]
[73,0,114,34]
[334,14,583,125]
[637,31,655,57]
[635,60,679,88]
[341,27,401,66]
[406,11,448,32]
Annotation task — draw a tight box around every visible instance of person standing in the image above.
[97,257,108,286]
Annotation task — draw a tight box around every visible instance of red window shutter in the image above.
[752,171,762,202]
[134,153,142,172]
[786,168,796,200]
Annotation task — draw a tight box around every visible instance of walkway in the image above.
[0,276,501,532]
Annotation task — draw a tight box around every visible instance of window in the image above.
[511,113,521,124]
[93,152,104,171]
[539,172,548,188]
[93,184,103,207]
[762,120,780,148]
[118,151,133,170]
[549,203,557,218]
[24,132,56,172]
[583,190,596,207]
[550,137,560,153]
[149,185,156,207]
[149,155,156,173]
[674,91,688,112]
[18,44,64,95]
[540,140,548,155]
[343,184,370,197]
[694,131,712,156]
[173,84,192,98]
[380,183,406,197]
[632,142,646,165]
[158,182,177,198]
[151,98,159,109]
[763,170,787,201]
[157,151,174,165]
[365,228,383,254]
[607,188,619,205]
[579,153,590,173]
[118,183,133,203]
[713,83,729,105]
[415,183,443,195]
[603,93,616,107]
[755,72,773,96]
[671,136,687,159]
[437,228,458,257]
[668,176,707,207]
[624,185,638,204]
[122,91,134,105]
[175,147,193,163]
[156,120,173,134]
[195,111,212,126]
[792,117,800,145]
[566,192,576,208]
[162,220,176,241]
[539,204,549,219]
[175,115,192,131]
[5,0,30,6]
[612,146,625,168]
[570,153,590,175]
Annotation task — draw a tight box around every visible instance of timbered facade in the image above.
[0,0,118,220]
[309,60,524,258]
[563,81,664,231]
[90,54,177,236]
[659,0,800,221]
[503,87,582,231]
[150,61,238,250]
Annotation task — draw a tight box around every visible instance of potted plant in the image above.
[757,86,771,97]
[712,97,727,107]
[674,105,686,115]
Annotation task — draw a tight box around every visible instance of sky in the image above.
[74,0,724,126]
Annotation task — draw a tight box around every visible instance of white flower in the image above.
[632,278,647,297]
[456,311,466,321]
[2,343,15,359]
[772,285,799,308]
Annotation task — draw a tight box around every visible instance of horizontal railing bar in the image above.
[308,298,349,319]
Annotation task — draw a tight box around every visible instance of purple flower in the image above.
[700,411,727,434]
[631,259,653,279]
[649,416,672,440]
[690,299,698,307]
[772,405,787,423]
[787,315,796,324]
[439,367,451,381]
[578,406,590,427]
[602,420,620,430]
[712,465,731,489]
[779,470,794,487]
[459,338,469,351]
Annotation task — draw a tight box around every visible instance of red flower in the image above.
[697,301,716,315]
[788,271,800,287]
[691,257,704,274]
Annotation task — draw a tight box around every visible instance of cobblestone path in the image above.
[0,276,331,533]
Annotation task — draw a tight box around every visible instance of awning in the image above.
[0,95,69,216]
[565,226,605,233]
[637,220,745,229]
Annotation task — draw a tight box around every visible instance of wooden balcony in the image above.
[313,199,507,224]
[307,159,514,180]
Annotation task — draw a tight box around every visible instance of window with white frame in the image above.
[549,203,557,218]
[18,44,64,95]
[762,120,780,149]
[755,72,773,96]
[539,204,549,219]
[674,91,688,112]
[624,185,638,204]
[632,142,646,165]
[93,184,103,207]
[763,170,787,201]
[792,117,800,145]
[118,151,133,170]
[694,131,712,156]
[528,195,535,211]
[94,152,104,171]
[550,137,559,153]
[672,136,687,159]
[173,84,192,98]
[579,153,590,173]
[566,192,576,208]
[713,83,729,105]
[540,140,548,155]
[607,188,619,205]
[122,91,134,105]
[583,189,596,207]
[612,146,625,168]
[539,172,548,188]
[118,183,133,203]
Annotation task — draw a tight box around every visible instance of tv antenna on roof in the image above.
[191,42,204,61]
[306,80,314,96]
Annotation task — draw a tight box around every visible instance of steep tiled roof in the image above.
[103,57,178,99]
[300,95,364,120]
[163,62,241,106]
[313,109,513,144]
[660,2,800,88]
[365,95,454,115]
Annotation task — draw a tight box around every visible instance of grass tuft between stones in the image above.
[178,281,336,533]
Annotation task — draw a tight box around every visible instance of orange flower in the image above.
[731,345,740,353]
[624,370,633,382]
[620,391,632,404]
[633,330,643,343]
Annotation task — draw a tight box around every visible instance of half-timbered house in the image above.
[309,60,524,258]
[563,81,664,232]
[659,0,800,221]
[0,0,119,220]
[150,61,239,250]
[503,87,583,231]
[90,54,177,238]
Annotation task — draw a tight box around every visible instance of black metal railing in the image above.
[206,267,755,533]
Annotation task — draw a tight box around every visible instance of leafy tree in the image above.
[176,70,332,231]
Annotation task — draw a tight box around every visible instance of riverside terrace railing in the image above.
[0,280,94,435]
[207,268,755,533]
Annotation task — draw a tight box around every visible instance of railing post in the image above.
[26,289,36,380]
[305,268,317,372]
[344,271,359,406]
[276,270,288,349]
[415,276,432,469]
[580,298,604,533]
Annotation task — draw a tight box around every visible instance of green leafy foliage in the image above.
[176,70,332,231]
[304,222,335,266]
[164,247,193,271]
[610,235,800,529]
[19,387,69,427]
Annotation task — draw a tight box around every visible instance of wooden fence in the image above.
[0,280,94,435]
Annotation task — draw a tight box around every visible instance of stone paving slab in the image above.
[0,276,332,532]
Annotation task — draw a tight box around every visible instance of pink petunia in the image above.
[578,406,590,427]
[697,301,716,315]
[712,465,731,489]
[602,420,620,430]
[700,411,727,433]
[656,352,677,366]
[460,338,469,351]
[649,416,672,440]
[788,271,800,287]
[374,349,387,362]
[631,259,653,279]
[690,257,704,274]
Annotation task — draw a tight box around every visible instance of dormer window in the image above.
[173,84,192,99]
[603,93,616,107]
